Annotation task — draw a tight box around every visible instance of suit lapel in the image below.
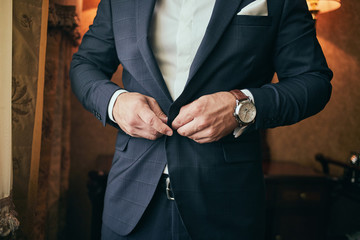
[186,0,243,85]
[136,0,173,102]
[135,0,247,104]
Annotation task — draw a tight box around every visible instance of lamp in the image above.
[306,0,341,19]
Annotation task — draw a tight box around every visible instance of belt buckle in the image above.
[165,177,175,201]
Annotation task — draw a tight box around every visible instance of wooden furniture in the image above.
[315,154,360,239]
[264,162,334,240]
[88,160,360,240]
[264,161,360,240]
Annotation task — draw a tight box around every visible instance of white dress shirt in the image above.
[108,0,254,173]
[149,0,216,100]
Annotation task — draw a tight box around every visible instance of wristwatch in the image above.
[229,90,256,127]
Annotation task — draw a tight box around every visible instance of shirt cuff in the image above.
[233,89,254,138]
[241,89,255,103]
[108,89,128,123]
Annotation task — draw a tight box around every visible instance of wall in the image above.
[267,0,360,174]
[0,0,13,200]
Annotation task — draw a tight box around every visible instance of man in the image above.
[70,0,332,239]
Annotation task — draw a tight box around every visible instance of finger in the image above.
[130,131,162,140]
[176,120,199,137]
[138,107,173,136]
[186,125,220,143]
[192,137,213,144]
[189,129,218,143]
[146,97,168,123]
[131,128,164,140]
[123,122,164,140]
[185,129,208,141]
[172,105,194,130]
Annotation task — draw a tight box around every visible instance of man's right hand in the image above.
[113,92,173,140]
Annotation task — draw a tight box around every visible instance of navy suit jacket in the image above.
[70,0,332,239]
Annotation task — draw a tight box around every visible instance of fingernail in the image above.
[161,116,168,123]
[166,130,173,136]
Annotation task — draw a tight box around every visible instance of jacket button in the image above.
[94,111,101,120]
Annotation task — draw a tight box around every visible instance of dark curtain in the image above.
[34,3,79,239]
[12,0,79,239]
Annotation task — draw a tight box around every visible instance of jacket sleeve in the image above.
[70,0,121,127]
[248,0,333,130]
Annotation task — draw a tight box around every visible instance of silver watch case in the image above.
[233,99,256,126]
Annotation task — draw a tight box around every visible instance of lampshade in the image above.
[306,0,341,19]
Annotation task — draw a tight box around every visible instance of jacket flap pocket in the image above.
[115,133,131,151]
[221,132,261,163]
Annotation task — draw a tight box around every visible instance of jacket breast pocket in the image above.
[112,133,155,171]
[231,15,273,26]
[219,15,273,50]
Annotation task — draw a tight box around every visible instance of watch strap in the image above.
[229,89,248,101]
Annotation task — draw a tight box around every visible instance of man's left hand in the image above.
[172,92,238,143]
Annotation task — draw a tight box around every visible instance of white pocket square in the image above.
[237,0,268,16]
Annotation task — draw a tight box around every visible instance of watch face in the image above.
[237,101,256,124]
